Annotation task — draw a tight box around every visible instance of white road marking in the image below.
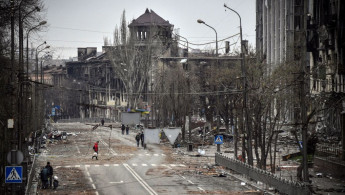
[109,180,124,184]
[56,166,61,169]
[187,180,194,184]
[146,154,150,156]
[96,134,117,155]
[74,140,81,154]
[60,163,186,168]
[95,191,99,195]
[123,164,158,195]
[85,166,95,192]
[154,154,159,156]
[198,187,205,191]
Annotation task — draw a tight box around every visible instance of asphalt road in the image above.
[37,123,254,195]
[89,126,205,195]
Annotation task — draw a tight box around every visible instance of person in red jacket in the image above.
[92,141,99,160]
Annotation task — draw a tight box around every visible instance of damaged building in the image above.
[65,47,125,121]
[256,0,345,124]
[256,0,345,176]
[62,9,176,121]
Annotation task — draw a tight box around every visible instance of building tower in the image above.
[128,8,174,47]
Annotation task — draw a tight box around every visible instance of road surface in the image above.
[36,122,254,195]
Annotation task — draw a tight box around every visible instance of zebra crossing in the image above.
[55,163,186,169]
[44,153,167,158]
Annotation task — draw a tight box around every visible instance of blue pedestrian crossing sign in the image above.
[214,135,223,144]
[5,166,22,183]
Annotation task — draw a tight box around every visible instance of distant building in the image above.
[65,49,124,121]
[59,9,177,121]
[128,8,174,47]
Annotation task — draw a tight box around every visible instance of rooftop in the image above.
[128,8,172,27]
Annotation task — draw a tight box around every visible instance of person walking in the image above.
[40,166,48,189]
[101,119,105,126]
[140,131,144,147]
[121,124,125,135]
[92,141,99,160]
[45,162,53,188]
[126,125,129,135]
[135,132,141,147]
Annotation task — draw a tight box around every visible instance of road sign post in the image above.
[214,135,223,153]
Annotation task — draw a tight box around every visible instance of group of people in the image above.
[40,162,58,189]
[135,131,145,147]
[91,124,145,161]
[121,124,130,135]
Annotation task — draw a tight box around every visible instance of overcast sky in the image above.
[37,0,256,59]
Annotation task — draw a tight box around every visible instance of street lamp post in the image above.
[26,21,47,74]
[177,34,192,144]
[33,44,49,138]
[20,6,40,75]
[197,19,220,153]
[40,52,51,84]
[36,44,49,82]
[19,6,41,151]
[224,3,253,166]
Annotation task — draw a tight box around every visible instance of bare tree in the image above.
[106,10,166,110]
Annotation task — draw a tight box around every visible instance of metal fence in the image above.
[25,154,38,195]
[215,153,311,195]
[315,144,345,164]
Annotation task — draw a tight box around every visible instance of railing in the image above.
[215,153,311,195]
[25,154,38,195]
[315,144,345,165]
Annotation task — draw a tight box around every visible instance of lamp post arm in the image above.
[224,4,243,53]
[26,24,42,74]
[35,42,45,81]
[203,23,218,56]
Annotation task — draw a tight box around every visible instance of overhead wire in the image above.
[50,26,112,34]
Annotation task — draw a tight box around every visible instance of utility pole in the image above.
[10,1,19,194]
[301,0,309,182]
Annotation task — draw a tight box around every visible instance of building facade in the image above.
[256,0,345,118]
